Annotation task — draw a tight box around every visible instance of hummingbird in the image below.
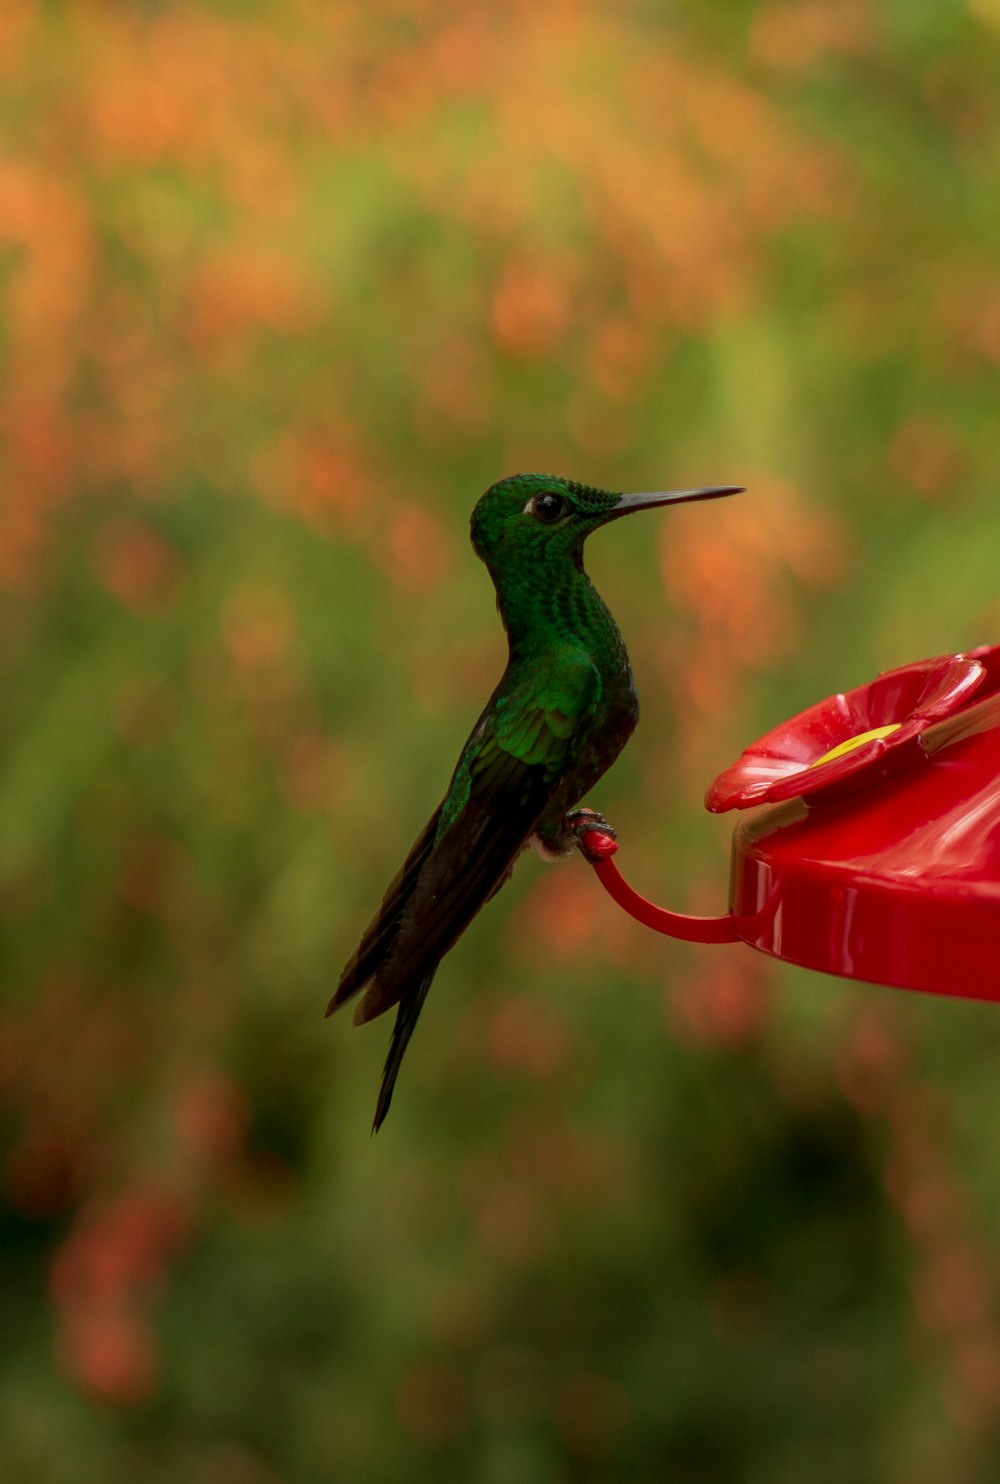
[328,473,742,1130]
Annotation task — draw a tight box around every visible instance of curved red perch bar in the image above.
[581,830,740,944]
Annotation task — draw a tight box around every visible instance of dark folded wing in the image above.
[352,653,601,1024]
[326,806,443,1016]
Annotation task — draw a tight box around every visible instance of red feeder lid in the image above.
[720,644,1000,999]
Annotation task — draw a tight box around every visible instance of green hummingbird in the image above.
[328,473,742,1130]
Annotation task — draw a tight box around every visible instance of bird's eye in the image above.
[530,493,568,523]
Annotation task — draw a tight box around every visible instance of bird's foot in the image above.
[566,807,618,862]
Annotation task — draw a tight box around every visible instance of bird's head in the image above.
[470,472,742,574]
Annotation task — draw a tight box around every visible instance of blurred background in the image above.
[2,1,1000,1480]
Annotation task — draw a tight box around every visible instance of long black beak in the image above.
[612,485,744,515]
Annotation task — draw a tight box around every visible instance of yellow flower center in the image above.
[810,723,902,769]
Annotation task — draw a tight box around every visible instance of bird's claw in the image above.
[567,808,618,861]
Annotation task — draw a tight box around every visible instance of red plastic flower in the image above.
[706,650,992,813]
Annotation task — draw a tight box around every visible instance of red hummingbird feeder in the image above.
[583,643,1000,1000]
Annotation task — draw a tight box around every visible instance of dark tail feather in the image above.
[372,973,435,1133]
